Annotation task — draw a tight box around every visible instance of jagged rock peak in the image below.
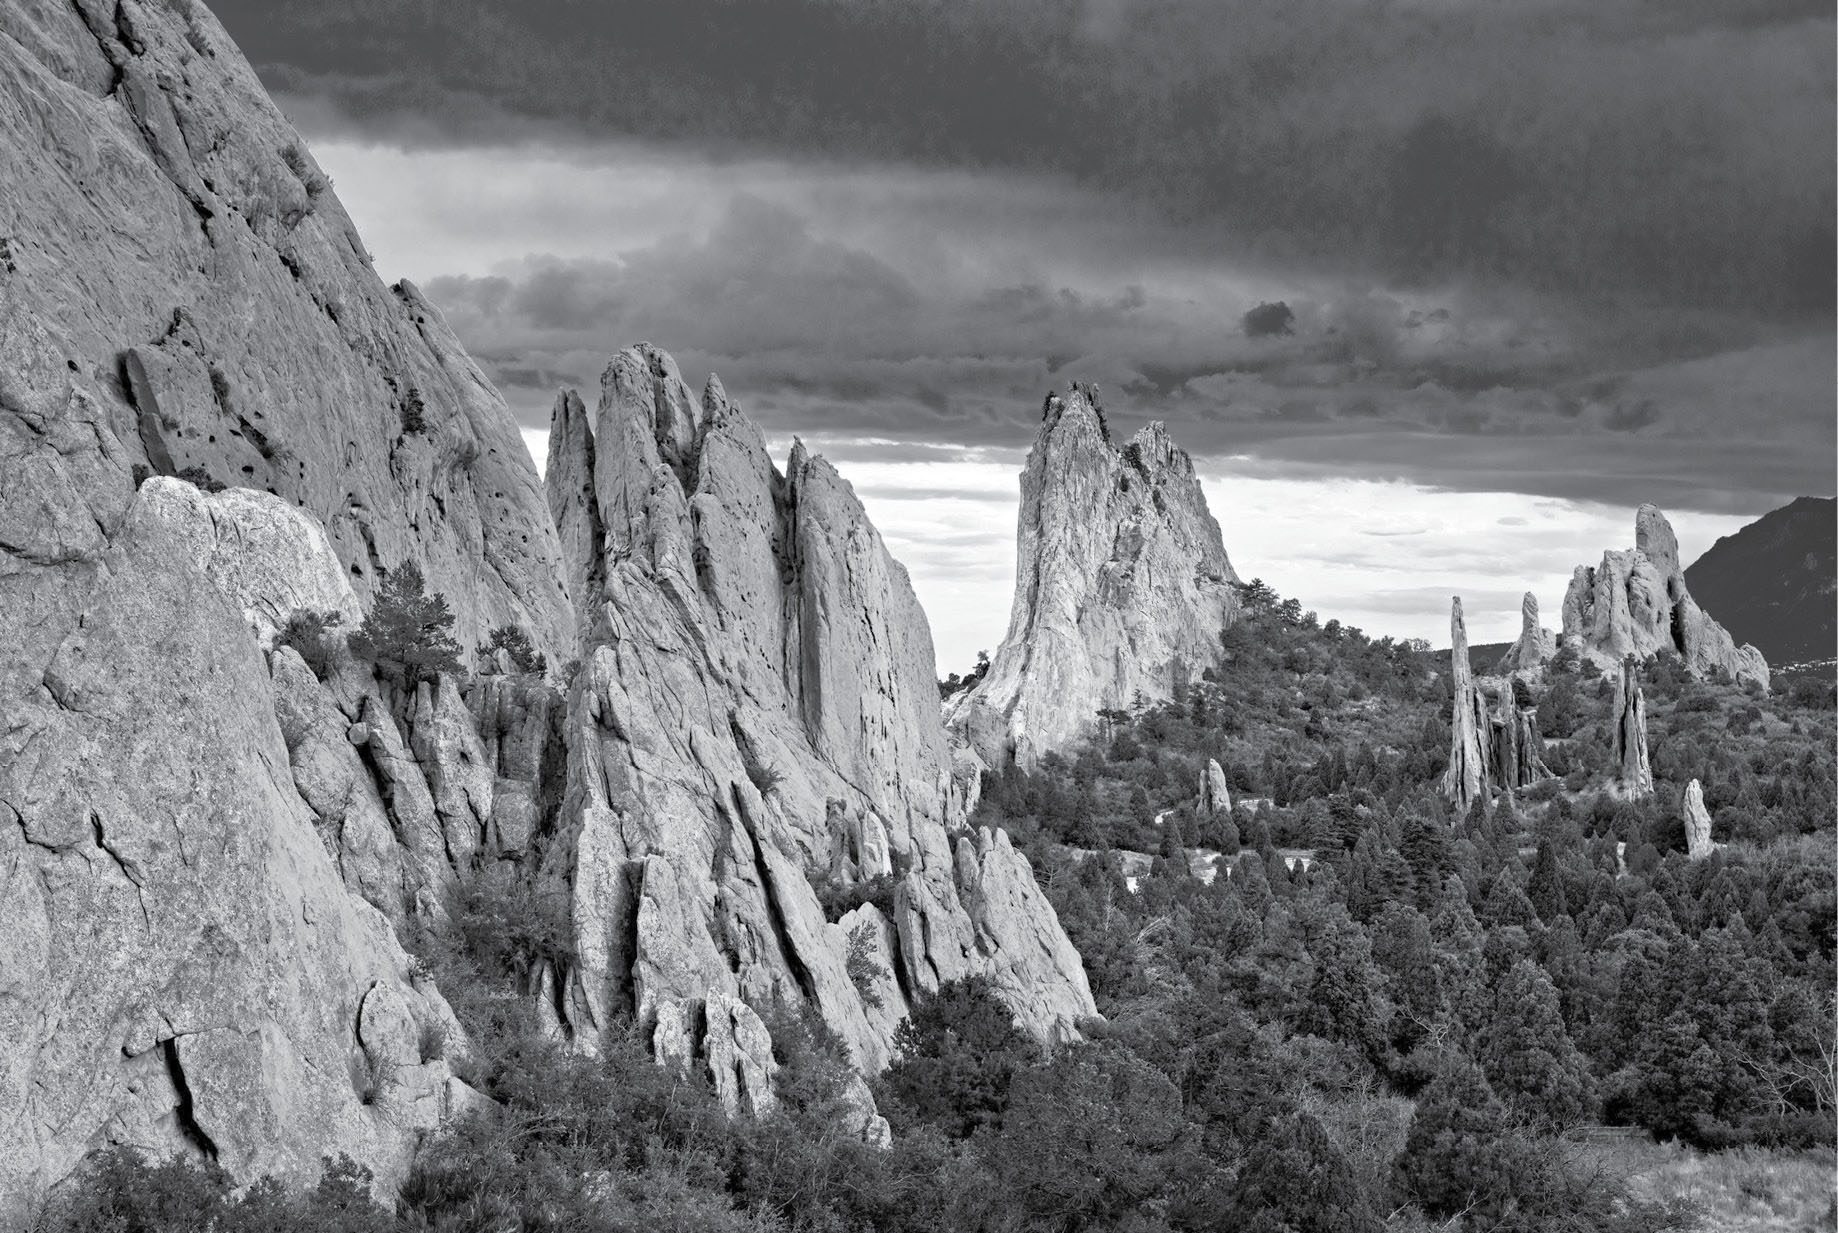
[541,344,1095,1091]
[1563,504,1768,687]
[1497,590,1558,676]
[1440,597,1494,812]
[952,381,1240,769]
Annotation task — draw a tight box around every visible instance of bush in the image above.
[845,921,888,1009]
[175,464,225,494]
[399,388,427,436]
[276,609,344,681]
[812,872,898,923]
[347,561,463,690]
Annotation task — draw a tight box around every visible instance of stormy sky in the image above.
[213,0,1835,668]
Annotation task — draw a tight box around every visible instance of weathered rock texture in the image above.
[1199,759,1232,817]
[0,0,571,659]
[1610,659,1654,799]
[951,383,1239,768]
[1440,598,1494,812]
[1496,592,1558,676]
[541,347,1094,1085]
[0,2,587,1214]
[1682,779,1715,860]
[1563,505,1768,688]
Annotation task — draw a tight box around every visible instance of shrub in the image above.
[175,464,225,493]
[399,388,427,436]
[276,609,343,681]
[476,623,546,675]
[347,561,463,690]
[812,872,898,923]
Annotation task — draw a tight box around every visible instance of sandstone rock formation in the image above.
[1563,505,1768,687]
[950,383,1238,769]
[1487,675,1552,792]
[1683,779,1715,860]
[1496,592,1558,676]
[0,0,570,659]
[1199,759,1233,817]
[1610,659,1654,799]
[540,347,1095,1087]
[1440,598,1494,812]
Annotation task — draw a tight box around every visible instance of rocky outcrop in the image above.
[0,0,570,659]
[541,347,1094,1091]
[1440,598,1494,812]
[1199,759,1232,816]
[1496,592,1557,676]
[1562,505,1768,687]
[0,431,469,1218]
[950,383,1239,769]
[1610,659,1654,799]
[1683,779,1715,860]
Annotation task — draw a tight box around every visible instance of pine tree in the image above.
[348,561,464,690]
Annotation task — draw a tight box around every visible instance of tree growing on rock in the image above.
[348,562,463,690]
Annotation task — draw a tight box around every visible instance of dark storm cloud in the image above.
[216,0,1833,321]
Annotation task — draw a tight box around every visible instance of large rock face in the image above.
[541,346,1095,1079]
[0,0,571,659]
[0,2,582,1214]
[1563,505,1768,687]
[952,384,1239,768]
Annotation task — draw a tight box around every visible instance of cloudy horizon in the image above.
[212,0,1833,668]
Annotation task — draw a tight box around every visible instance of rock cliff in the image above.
[0,0,580,1215]
[0,0,571,659]
[1562,505,1768,688]
[539,346,1095,1088]
[952,383,1239,769]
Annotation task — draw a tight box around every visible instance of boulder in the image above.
[950,384,1239,768]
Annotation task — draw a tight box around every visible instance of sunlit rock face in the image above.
[1562,505,1768,688]
[0,0,570,660]
[541,345,1095,1082]
[0,0,583,1214]
[952,383,1240,770]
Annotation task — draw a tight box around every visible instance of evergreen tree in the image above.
[1479,959,1593,1129]
[347,562,464,689]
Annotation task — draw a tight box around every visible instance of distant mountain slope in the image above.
[1685,497,1836,665]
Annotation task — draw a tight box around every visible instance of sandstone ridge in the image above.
[951,382,1240,770]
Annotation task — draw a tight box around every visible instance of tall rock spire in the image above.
[951,383,1239,769]
[543,345,1095,1086]
[1497,591,1557,675]
[1440,597,1494,812]
[1610,658,1654,798]
[1563,505,1768,687]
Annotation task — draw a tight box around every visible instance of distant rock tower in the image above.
[1563,505,1769,687]
[1610,658,1654,798]
[1441,597,1495,812]
[1199,759,1233,817]
[1497,591,1558,675]
[950,382,1239,770]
